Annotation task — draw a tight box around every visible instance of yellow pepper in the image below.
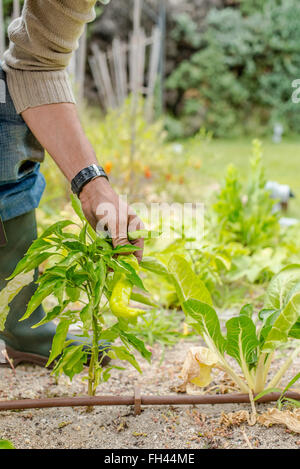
[109,255,146,320]
[109,274,146,320]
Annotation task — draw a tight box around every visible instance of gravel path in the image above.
[0,339,299,450]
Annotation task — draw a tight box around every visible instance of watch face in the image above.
[71,165,108,196]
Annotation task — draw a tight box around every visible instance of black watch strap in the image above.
[71,164,109,197]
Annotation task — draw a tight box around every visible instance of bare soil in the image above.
[0,339,299,450]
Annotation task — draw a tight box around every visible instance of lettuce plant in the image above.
[169,255,300,394]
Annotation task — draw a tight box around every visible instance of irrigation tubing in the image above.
[0,390,299,414]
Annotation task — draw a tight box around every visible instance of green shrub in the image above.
[167,0,300,137]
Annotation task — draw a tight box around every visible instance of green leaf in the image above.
[183,299,226,355]
[80,303,93,333]
[20,279,59,321]
[66,285,80,302]
[140,257,170,277]
[53,345,86,381]
[94,258,107,306]
[258,309,280,347]
[112,245,141,254]
[215,253,231,271]
[118,330,152,363]
[226,316,259,368]
[254,387,282,401]
[71,194,86,222]
[62,240,87,253]
[289,319,300,339]
[107,258,145,291]
[7,251,57,279]
[264,264,300,310]
[262,289,300,353]
[168,255,213,306]
[46,318,73,367]
[41,220,75,239]
[43,266,67,279]
[128,230,160,241]
[54,280,67,305]
[99,326,120,342]
[71,195,100,242]
[239,304,253,318]
[0,271,34,331]
[26,238,53,254]
[66,267,89,286]
[79,223,88,244]
[258,308,277,322]
[58,251,85,267]
[280,372,300,397]
[32,301,70,328]
[111,345,142,373]
[0,439,15,449]
[130,291,158,307]
[281,398,300,408]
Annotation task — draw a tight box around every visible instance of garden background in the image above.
[0,0,300,450]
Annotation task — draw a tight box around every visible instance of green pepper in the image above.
[109,274,146,320]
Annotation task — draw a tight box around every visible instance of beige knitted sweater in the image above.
[2,0,97,114]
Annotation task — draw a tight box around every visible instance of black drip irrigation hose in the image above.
[0,388,299,415]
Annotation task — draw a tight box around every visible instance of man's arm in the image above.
[3,0,144,260]
[3,0,96,113]
[22,103,144,262]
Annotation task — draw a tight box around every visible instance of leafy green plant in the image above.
[255,372,300,409]
[167,1,300,137]
[139,140,292,309]
[0,439,15,449]
[212,140,279,251]
[169,255,300,395]
[129,308,187,348]
[0,196,156,397]
[170,13,202,48]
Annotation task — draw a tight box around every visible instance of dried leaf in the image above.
[179,346,219,392]
[241,426,253,449]
[258,408,300,433]
[219,410,253,428]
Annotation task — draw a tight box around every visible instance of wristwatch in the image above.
[71,164,109,197]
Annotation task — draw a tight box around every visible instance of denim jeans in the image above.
[0,63,46,223]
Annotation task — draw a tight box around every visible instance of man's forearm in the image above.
[22,103,98,181]
[21,102,145,262]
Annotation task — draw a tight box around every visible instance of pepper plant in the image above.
[0,196,155,396]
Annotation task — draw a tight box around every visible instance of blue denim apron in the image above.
[0,64,46,224]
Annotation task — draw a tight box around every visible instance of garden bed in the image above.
[0,339,299,450]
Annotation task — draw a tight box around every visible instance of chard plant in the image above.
[168,255,300,395]
[0,196,156,396]
[212,140,280,252]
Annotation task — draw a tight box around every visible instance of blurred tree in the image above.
[239,0,266,15]
[166,0,300,138]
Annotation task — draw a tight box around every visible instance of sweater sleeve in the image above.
[2,0,96,113]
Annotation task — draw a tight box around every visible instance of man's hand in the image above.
[79,177,144,263]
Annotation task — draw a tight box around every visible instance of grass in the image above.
[181,136,300,219]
